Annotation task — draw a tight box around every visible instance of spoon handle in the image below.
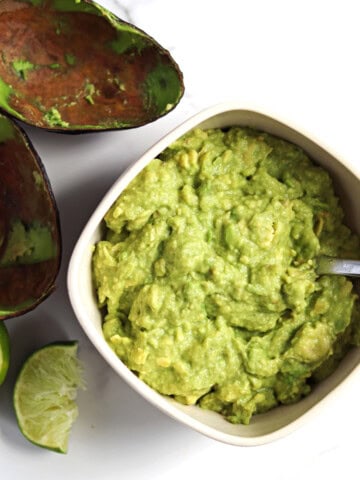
[316,257,360,277]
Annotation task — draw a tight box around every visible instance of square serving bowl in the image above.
[67,103,360,446]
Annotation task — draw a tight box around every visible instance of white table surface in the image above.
[1,1,360,479]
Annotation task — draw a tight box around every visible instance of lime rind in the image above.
[13,341,85,453]
[0,322,10,385]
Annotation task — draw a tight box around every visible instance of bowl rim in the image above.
[67,101,360,446]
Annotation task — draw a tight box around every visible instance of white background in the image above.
[1,1,360,479]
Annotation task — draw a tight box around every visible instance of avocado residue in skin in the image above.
[110,31,147,55]
[43,107,69,127]
[84,82,96,105]
[55,18,69,36]
[143,62,180,113]
[0,79,24,119]
[0,115,15,142]
[113,77,126,92]
[93,127,360,425]
[65,53,76,66]
[32,170,45,190]
[0,220,56,267]
[12,59,36,80]
[0,300,35,317]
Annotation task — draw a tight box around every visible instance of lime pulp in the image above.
[13,341,84,453]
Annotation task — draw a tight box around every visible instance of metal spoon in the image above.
[316,257,360,277]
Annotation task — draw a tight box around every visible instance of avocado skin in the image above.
[0,0,184,133]
[0,114,61,320]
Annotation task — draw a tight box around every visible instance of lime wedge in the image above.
[0,322,10,385]
[13,341,84,453]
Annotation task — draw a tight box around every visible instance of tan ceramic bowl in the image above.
[67,103,360,446]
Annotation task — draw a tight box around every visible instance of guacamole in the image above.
[93,127,360,424]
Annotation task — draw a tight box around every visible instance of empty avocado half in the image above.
[0,114,61,320]
[0,0,184,132]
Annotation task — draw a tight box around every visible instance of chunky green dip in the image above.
[93,127,360,424]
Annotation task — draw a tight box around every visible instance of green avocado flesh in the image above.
[93,127,360,425]
[0,220,56,267]
[0,0,184,131]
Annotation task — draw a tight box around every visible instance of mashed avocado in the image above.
[93,127,360,424]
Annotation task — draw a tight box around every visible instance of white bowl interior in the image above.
[68,105,360,445]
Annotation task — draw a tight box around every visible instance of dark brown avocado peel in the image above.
[0,0,184,132]
[0,114,61,320]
